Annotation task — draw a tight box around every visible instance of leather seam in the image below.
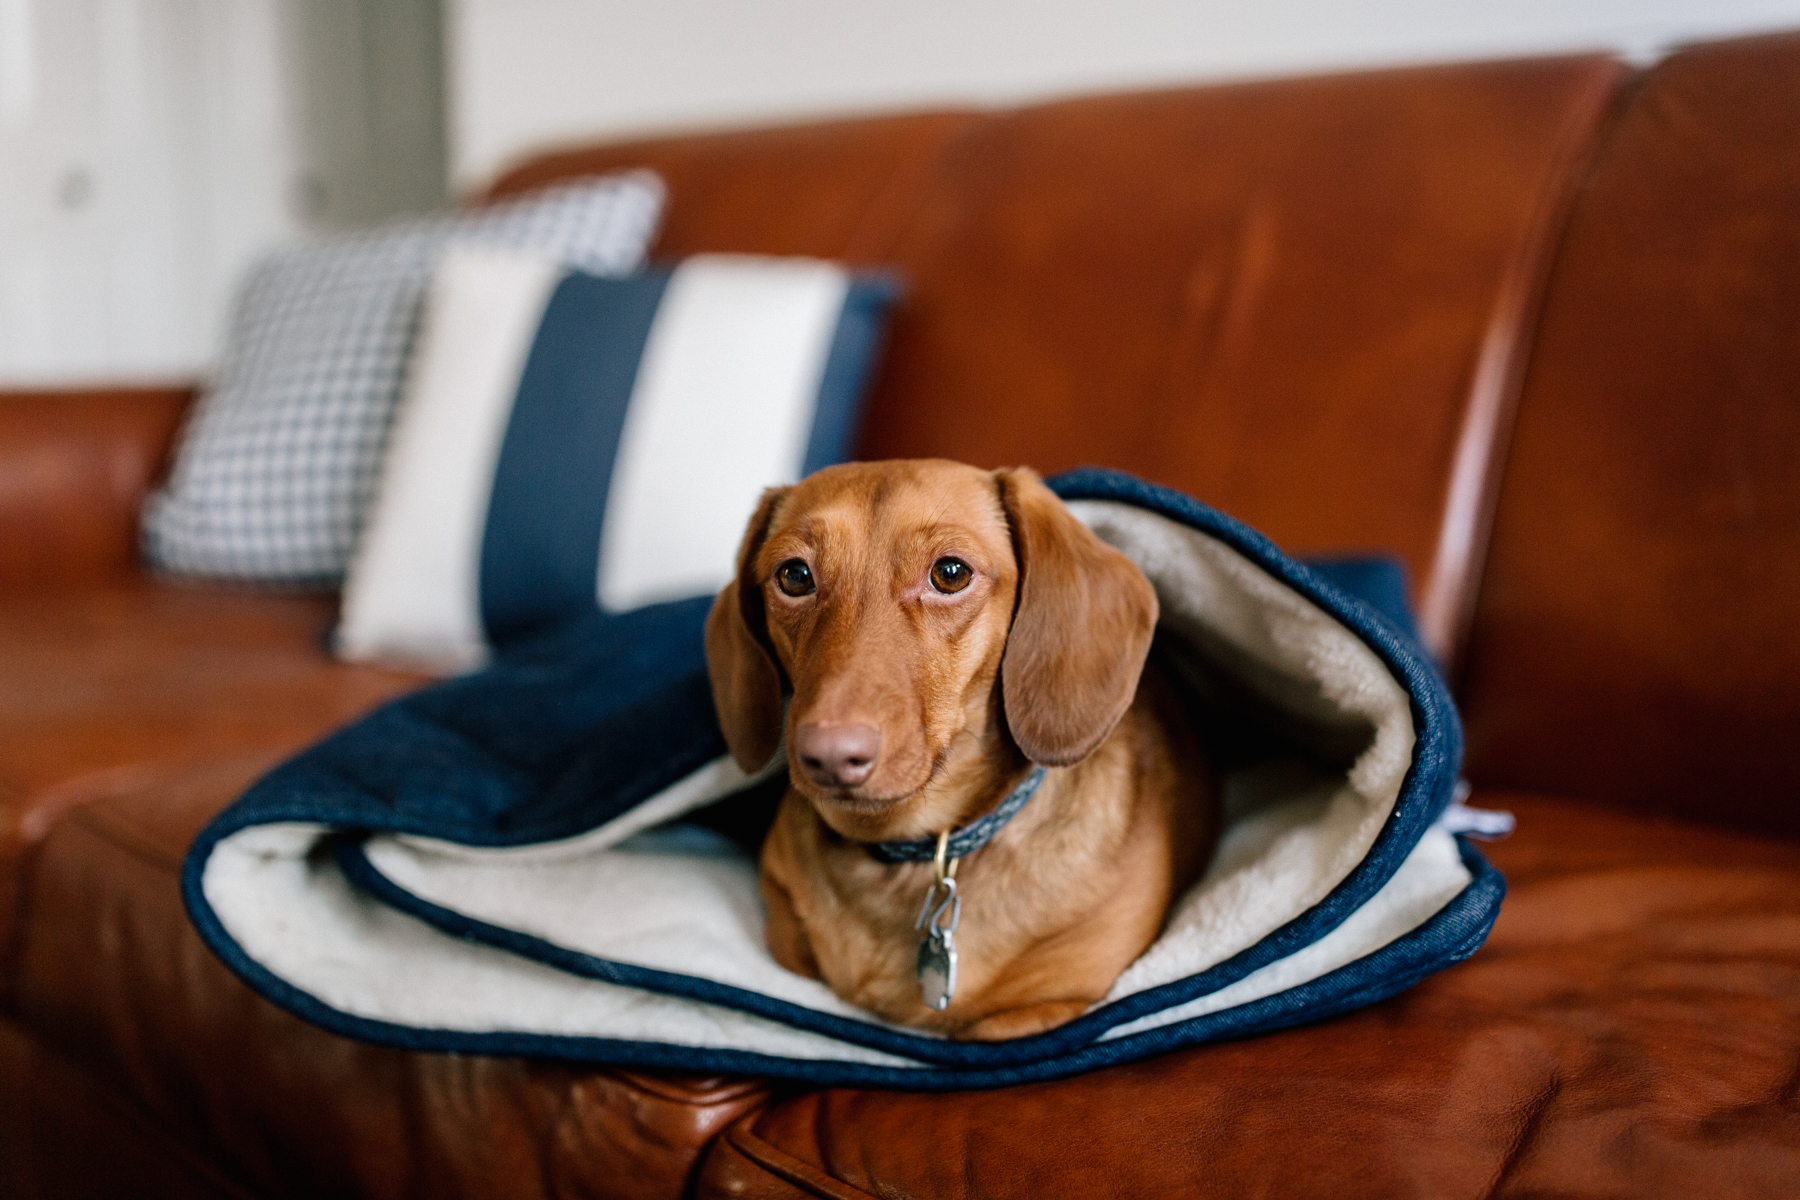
[69,805,187,873]
[1421,55,1633,677]
[2,762,186,1011]
[614,1069,770,1107]
[722,1114,882,1200]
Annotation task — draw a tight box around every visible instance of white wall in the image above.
[0,0,446,386]
[289,0,446,229]
[8,2,1796,383]
[0,0,303,384]
[449,0,1800,188]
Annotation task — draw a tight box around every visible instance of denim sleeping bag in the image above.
[182,469,1503,1089]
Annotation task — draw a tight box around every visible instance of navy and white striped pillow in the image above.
[335,248,898,668]
[142,174,665,584]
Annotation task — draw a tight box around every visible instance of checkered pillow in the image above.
[141,173,665,583]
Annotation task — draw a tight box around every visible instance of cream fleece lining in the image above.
[203,501,1468,1067]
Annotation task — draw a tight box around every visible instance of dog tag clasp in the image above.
[914,865,963,1011]
[917,927,957,1011]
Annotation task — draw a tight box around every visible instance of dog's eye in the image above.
[775,559,815,597]
[929,557,973,594]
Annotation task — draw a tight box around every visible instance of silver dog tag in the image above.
[917,928,957,1011]
[915,844,963,1011]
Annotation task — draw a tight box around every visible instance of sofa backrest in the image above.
[488,56,1623,666]
[488,112,980,265]
[0,388,193,588]
[1459,33,1800,835]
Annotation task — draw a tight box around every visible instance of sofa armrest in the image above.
[0,387,195,589]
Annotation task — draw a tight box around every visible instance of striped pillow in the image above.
[335,248,898,668]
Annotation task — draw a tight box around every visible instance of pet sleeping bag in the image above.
[183,469,1505,1089]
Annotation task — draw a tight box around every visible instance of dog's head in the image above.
[705,459,1158,840]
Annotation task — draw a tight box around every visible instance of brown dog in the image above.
[705,460,1218,1040]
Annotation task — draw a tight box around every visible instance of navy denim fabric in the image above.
[181,469,1495,1089]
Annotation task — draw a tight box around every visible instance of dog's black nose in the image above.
[795,723,881,789]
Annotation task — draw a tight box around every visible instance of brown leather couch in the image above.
[4,30,1798,1199]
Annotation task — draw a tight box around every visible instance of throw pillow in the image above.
[335,248,899,669]
[141,173,665,583]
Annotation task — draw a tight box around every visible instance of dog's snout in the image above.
[795,722,881,788]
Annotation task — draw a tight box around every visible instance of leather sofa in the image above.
[4,30,1798,1199]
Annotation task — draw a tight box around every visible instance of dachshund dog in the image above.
[705,460,1218,1040]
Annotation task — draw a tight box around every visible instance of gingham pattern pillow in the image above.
[141,173,665,583]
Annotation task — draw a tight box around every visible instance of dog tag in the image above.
[914,842,963,1011]
[917,928,957,1011]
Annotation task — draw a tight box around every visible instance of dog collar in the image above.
[864,765,1049,865]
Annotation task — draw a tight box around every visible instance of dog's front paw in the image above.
[955,999,1091,1041]
[760,872,822,980]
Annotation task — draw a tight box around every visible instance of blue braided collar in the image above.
[864,765,1049,865]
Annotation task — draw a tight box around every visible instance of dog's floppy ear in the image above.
[996,468,1159,766]
[705,487,790,773]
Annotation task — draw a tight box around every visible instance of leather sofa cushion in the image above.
[1460,32,1800,836]
[0,580,421,802]
[12,766,1800,1196]
[9,754,771,1200]
[0,582,422,988]
[697,795,1800,1199]
[0,388,191,590]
